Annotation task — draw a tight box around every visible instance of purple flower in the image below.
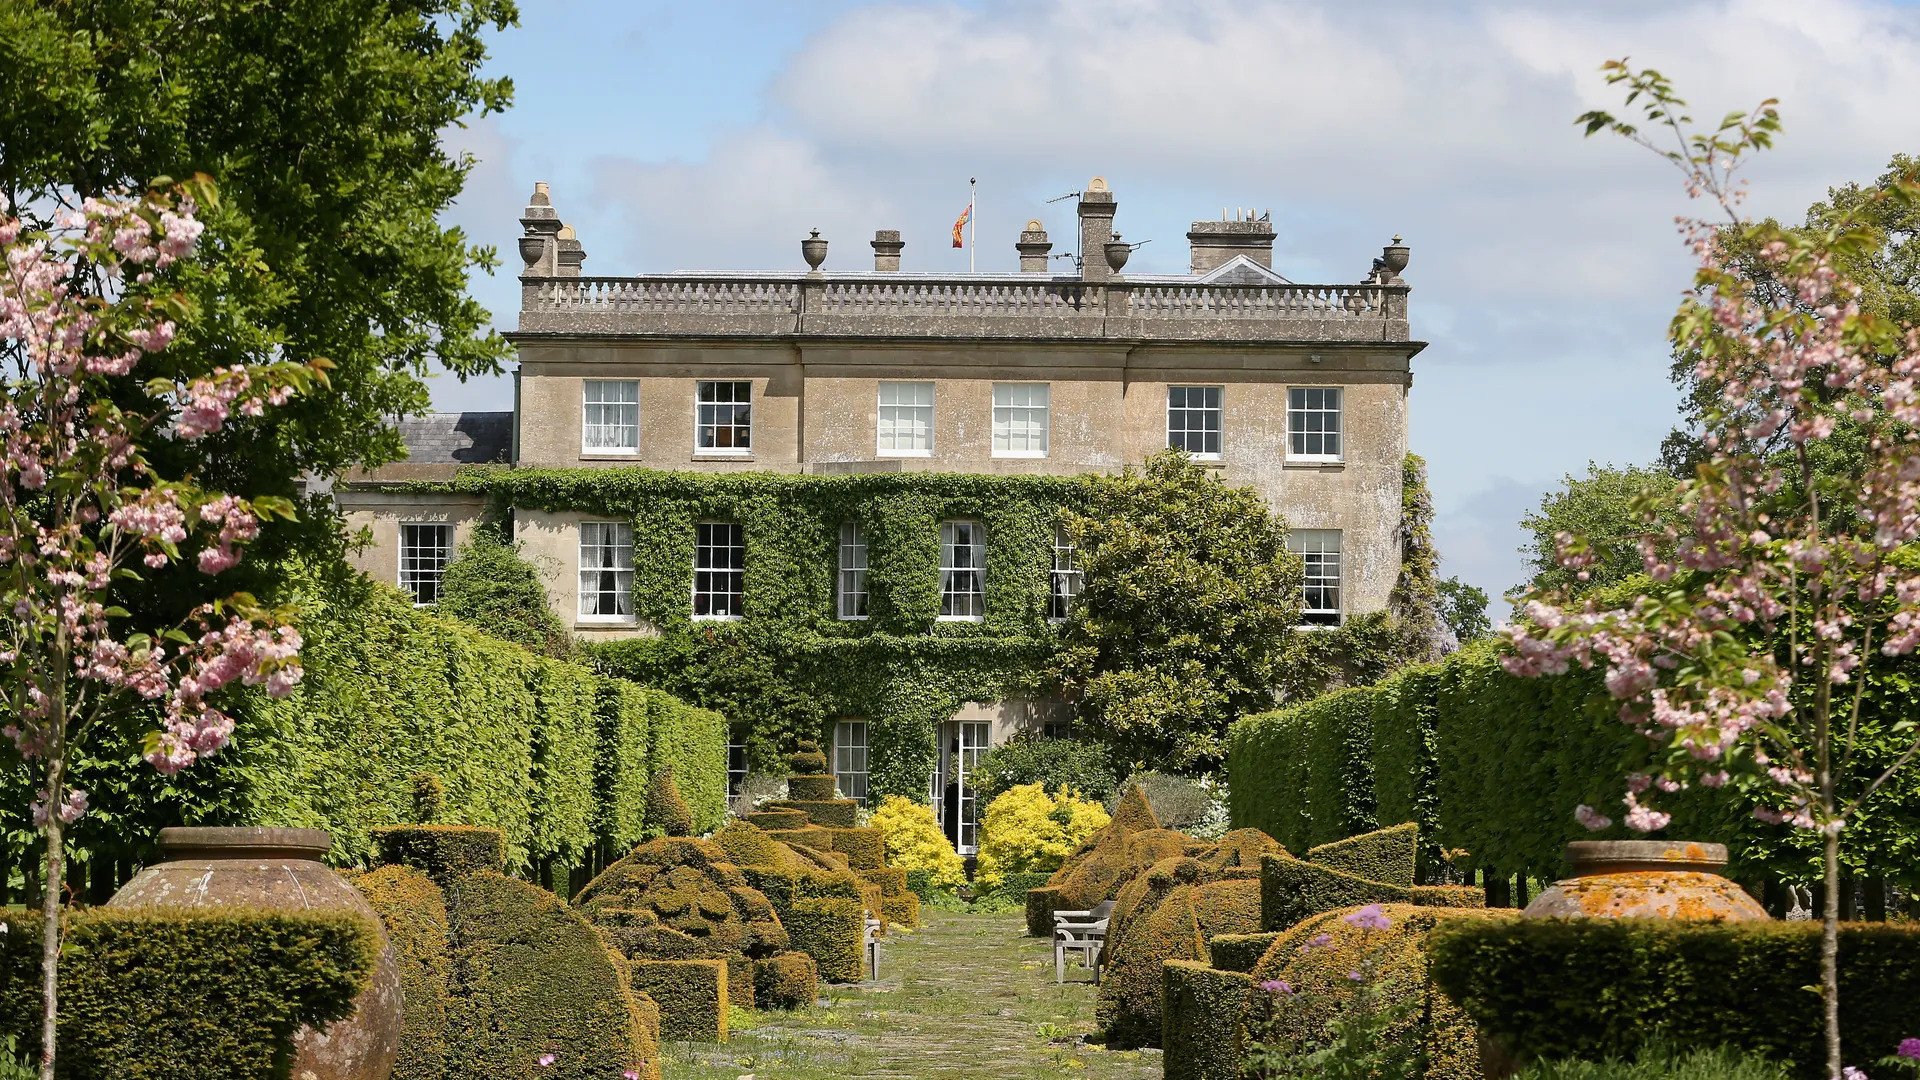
[536,1053,556,1068]
[1343,904,1392,931]
[1346,970,1364,982]
[1898,1038,1920,1061]
[1300,932,1334,953]
[1258,979,1293,995]
[1842,1067,1870,1080]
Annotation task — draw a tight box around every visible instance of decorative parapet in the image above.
[516,274,1411,343]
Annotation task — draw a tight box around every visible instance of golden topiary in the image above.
[1200,828,1285,872]
[643,766,695,839]
[1109,780,1162,832]
[974,783,1110,888]
[786,740,829,776]
[1049,827,1198,911]
[1099,876,1262,1048]
[1243,903,1505,1080]
[573,837,789,963]
[868,795,964,891]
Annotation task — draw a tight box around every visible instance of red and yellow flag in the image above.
[951,204,972,248]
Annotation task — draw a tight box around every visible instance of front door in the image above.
[933,720,993,854]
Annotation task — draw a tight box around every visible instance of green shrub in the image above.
[644,689,729,834]
[1109,781,1162,831]
[573,837,789,962]
[752,952,820,1010]
[628,959,728,1042]
[1162,959,1254,1080]
[975,735,1120,804]
[643,766,695,838]
[357,866,452,1080]
[1114,771,1227,834]
[1209,931,1282,974]
[596,680,653,852]
[787,741,830,775]
[0,906,377,1080]
[826,826,886,870]
[869,796,965,892]
[786,774,838,801]
[372,825,507,883]
[1099,876,1262,1047]
[743,808,809,830]
[1306,822,1418,887]
[1515,1045,1795,1080]
[1259,852,1481,932]
[438,532,572,658]
[769,798,859,828]
[1428,917,1920,1079]
[784,897,866,982]
[443,871,656,1079]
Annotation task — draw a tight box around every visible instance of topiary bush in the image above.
[372,825,507,884]
[1513,1045,1795,1080]
[826,826,886,870]
[0,907,378,1080]
[1099,876,1262,1048]
[869,795,965,891]
[1108,781,1162,832]
[1306,821,1419,887]
[787,740,829,776]
[356,866,453,1080]
[975,783,1110,888]
[1209,931,1281,974]
[784,896,866,982]
[1428,918,1920,1080]
[974,735,1120,804]
[743,808,808,831]
[443,871,658,1079]
[573,837,789,963]
[752,951,820,1010]
[786,773,838,801]
[627,959,728,1042]
[1259,851,1482,932]
[643,766,695,838]
[1162,959,1254,1080]
[768,798,859,828]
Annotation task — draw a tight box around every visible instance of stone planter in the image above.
[1522,840,1768,922]
[110,827,401,1080]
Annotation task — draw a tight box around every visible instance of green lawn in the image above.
[664,908,1163,1079]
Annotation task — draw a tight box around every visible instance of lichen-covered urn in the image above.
[1522,840,1768,922]
[110,827,402,1080]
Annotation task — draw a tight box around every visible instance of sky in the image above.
[432,0,1920,611]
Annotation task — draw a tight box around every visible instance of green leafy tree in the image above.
[1519,464,1680,595]
[0,0,518,573]
[1435,576,1492,645]
[1052,451,1303,773]
[438,532,571,658]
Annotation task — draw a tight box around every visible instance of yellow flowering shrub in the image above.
[869,795,965,891]
[976,784,1111,888]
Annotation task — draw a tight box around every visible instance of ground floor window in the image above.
[398,522,453,606]
[834,719,869,802]
[727,732,748,802]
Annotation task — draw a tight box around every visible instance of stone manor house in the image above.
[335,178,1423,852]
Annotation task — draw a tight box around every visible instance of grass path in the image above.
[664,908,1163,1080]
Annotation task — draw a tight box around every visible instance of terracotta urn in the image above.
[110,827,401,1080]
[1522,840,1768,922]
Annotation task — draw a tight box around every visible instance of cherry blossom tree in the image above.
[1506,62,1920,1079]
[2,177,319,1080]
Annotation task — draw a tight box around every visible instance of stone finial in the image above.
[1104,234,1131,274]
[802,229,828,272]
[1372,235,1409,285]
[871,229,904,272]
[1077,177,1118,282]
[1017,219,1051,273]
[555,224,587,278]
[518,180,564,276]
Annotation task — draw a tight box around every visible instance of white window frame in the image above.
[991,382,1049,458]
[397,522,454,607]
[834,719,869,802]
[692,520,745,621]
[837,521,869,620]
[877,381,934,457]
[1287,387,1344,463]
[1166,384,1223,461]
[581,379,639,455]
[1290,529,1343,627]
[694,380,753,456]
[727,733,749,802]
[938,519,986,622]
[577,521,635,623]
[1048,524,1082,623]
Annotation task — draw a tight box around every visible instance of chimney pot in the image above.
[1186,214,1276,274]
[871,229,905,272]
[1077,177,1118,282]
[1016,218,1052,273]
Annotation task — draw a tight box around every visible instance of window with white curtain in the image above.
[834,719,869,802]
[578,521,634,621]
[877,381,934,455]
[939,520,986,620]
[991,383,1049,457]
[582,379,639,453]
[1289,529,1342,625]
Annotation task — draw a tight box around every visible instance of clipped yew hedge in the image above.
[785,896,866,982]
[0,906,378,1080]
[1259,852,1482,932]
[1162,959,1254,1080]
[358,865,454,1080]
[628,959,729,1042]
[1428,917,1920,1079]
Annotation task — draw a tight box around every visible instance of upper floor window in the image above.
[1167,385,1222,459]
[838,521,869,620]
[878,381,934,456]
[991,383,1049,457]
[398,523,453,606]
[939,520,986,621]
[1289,529,1342,626]
[579,521,635,622]
[834,719,869,802]
[582,379,639,454]
[693,521,745,620]
[696,380,752,454]
[1288,387,1343,462]
[1049,525,1082,622]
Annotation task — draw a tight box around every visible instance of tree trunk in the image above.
[1822,826,1841,1080]
[38,757,65,1080]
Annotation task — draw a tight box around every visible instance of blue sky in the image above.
[434,0,1920,610]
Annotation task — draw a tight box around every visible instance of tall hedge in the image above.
[0,906,377,1080]
[1228,635,1917,885]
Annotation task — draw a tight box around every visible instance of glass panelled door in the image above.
[933,719,995,854]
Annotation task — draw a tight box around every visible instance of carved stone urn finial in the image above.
[801,229,828,271]
[1380,235,1410,282]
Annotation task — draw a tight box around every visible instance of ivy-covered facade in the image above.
[335,178,1429,851]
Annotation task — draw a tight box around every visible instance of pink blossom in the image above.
[1574,805,1613,831]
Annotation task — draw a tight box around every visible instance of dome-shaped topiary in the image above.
[643,766,695,839]
[786,740,829,776]
[1098,875,1261,1048]
[574,837,789,962]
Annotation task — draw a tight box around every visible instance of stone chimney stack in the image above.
[1187,209,1276,274]
[871,229,905,272]
[555,224,586,277]
[1076,177,1117,282]
[518,181,564,276]
[1016,220,1052,273]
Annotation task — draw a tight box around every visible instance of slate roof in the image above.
[346,411,512,482]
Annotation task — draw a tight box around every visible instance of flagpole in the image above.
[968,177,976,274]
